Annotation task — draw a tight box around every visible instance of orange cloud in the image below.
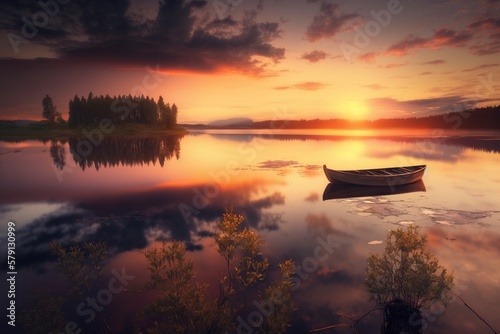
[274,81,329,91]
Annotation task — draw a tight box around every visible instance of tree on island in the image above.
[42,95,64,124]
[67,94,178,129]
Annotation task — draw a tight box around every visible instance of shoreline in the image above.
[0,123,188,141]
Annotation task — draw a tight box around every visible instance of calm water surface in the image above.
[1,129,500,333]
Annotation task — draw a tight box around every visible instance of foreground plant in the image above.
[365,225,454,310]
[310,226,454,334]
[20,241,110,333]
[138,209,295,334]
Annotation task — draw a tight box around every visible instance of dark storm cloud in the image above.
[0,0,284,76]
[305,2,360,42]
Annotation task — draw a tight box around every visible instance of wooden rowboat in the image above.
[323,165,426,186]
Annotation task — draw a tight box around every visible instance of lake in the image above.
[1,129,500,333]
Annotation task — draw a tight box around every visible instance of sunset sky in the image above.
[0,0,499,123]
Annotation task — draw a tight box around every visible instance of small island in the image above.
[0,93,187,141]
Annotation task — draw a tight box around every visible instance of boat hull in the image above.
[323,165,426,186]
[323,180,426,200]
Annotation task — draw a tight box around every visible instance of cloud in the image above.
[466,17,500,55]
[257,160,299,168]
[305,2,360,42]
[305,213,352,238]
[428,228,500,255]
[419,71,433,75]
[385,35,430,56]
[433,28,474,45]
[301,50,329,63]
[462,63,498,72]
[386,29,473,56]
[304,193,319,202]
[358,52,377,63]
[469,40,500,55]
[468,17,500,35]
[378,63,407,69]
[366,95,472,117]
[7,180,287,268]
[421,59,447,65]
[363,84,388,90]
[274,81,329,91]
[367,95,500,119]
[381,17,498,58]
[0,0,285,76]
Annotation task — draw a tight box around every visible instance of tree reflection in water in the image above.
[51,135,184,170]
[365,226,454,334]
[49,140,67,170]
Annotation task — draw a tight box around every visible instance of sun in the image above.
[346,100,369,120]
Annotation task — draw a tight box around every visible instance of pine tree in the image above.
[42,95,63,124]
[171,103,178,128]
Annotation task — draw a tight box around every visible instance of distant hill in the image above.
[252,105,500,130]
[208,117,254,128]
[181,106,500,130]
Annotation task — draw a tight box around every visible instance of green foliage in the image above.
[257,259,296,333]
[365,226,454,310]
[19,292,66,334]
[215,210,269,292]
[139,209,295,334]
[49,241,112,332]
[50,241,108,296]
[137,242,221,334]
[20,242,109,333]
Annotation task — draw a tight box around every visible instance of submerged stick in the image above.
[455,292,498,334]
[308,307,382,333]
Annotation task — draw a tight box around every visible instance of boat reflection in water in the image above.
[322,179,426,201]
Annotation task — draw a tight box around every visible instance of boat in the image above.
[322,180,426,200]
[323,165,426,186]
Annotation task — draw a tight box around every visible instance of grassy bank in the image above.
[0,121,188,141]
